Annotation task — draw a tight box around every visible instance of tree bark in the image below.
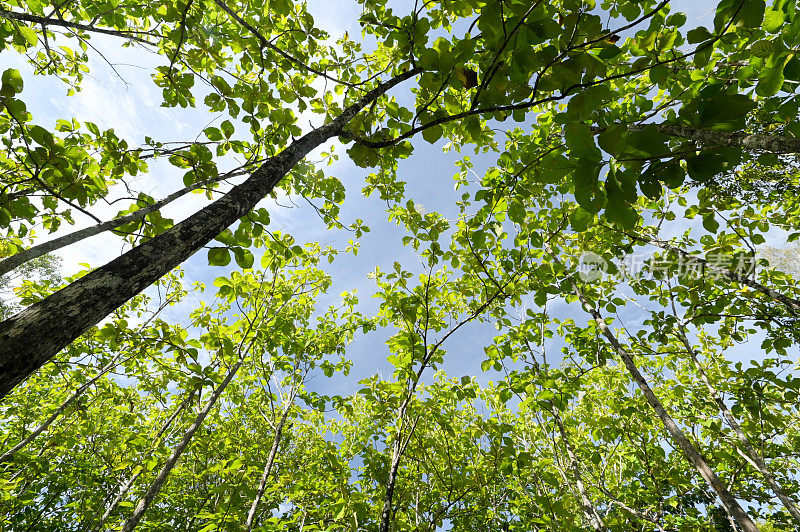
[121,360,242,531]
[0,174,224,277]
[244,387,296,530]
[627,124,800,154]
[551,251,761,532]
[551,413,607,530]
[0,348,126,463]
[632,231,800,314]
[379,426,406,532]
[0,68,420,400]
[379,392,419,532]
[661,124,800,153]
[571,288,760,532]
[670,317,800,525]
[524,337,606,530]
[91,391,195,531]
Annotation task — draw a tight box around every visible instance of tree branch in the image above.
[0,7,156,44]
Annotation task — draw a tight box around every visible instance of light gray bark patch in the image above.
[630,124,800,154]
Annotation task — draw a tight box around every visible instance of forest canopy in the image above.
[1,0,800,530]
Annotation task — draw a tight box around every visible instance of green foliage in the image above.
[2,0,800,530]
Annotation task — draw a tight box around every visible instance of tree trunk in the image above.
[0,68,420,400]
[638,232,800,314]
[553,253,761,532]
[244,388,295,530]
[551,400,607,530]
[91,391,195,531]
[639,124,800,154]
[525,337,606,530]
[572,292,760,531]
[597,123,800,154]
[670,319,800,525]
[121,361,242,531]
[379,429,405,532]
[379,394,418,532]
[0,174,223,277]
[0,348,126,463]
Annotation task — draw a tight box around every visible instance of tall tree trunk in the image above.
[244,387,296,531]
[669,314,800,525]
[626,230,800,314]
[379,427,406,532]
[553,411,607,530]
[595,124,800,153]
[552,252,761,532]
[551,398,607,529]
[525,337,606,530]
[0,174,224,277]
[121,360,242,531]
[0,68,420,399]
[91,391,195,531]
[378,393,419,532]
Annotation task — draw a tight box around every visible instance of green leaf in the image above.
[507,201,526,223]
[654,160,685,188]
[204,127,223,141]
[422,124,443,143]
[751,40,775,58]
[220,119,234,138]
[605,172,638,228]
[784,56,800,81]
[18,26,38,47]
[569,207,593,232]
[699,94,757,131]
[649,64,669,84]
[28,125,53,146]
[686,27,713,44]
[702,213,719,233]
[757,62,787,97]
[639,176,662,199]
[470,229,486,249]
[597,44,623,60]
[564,123,601,162]
[597,124,625,156]
[1,68,23,96]
[4,97,28,121]
[686,153,727,182]
[624,127,669,159]
[573,163,603,213]
[735,0,765,28]
[419,49,438,70]
[233,247,254,269]
[763,8,785,33]
[207,247,231,266]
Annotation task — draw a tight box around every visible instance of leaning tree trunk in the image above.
[0,173,224,277]
[90,391,195,531]
[638,124,800,154]
[670,316,800,526]
[528,346,606,530]
[628,231,800,314]
[244,386,296,530]
[564,274,761,532]
[121,359,243,531]
[0,68,419,400]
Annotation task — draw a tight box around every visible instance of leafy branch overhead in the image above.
[1,0,800,530]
